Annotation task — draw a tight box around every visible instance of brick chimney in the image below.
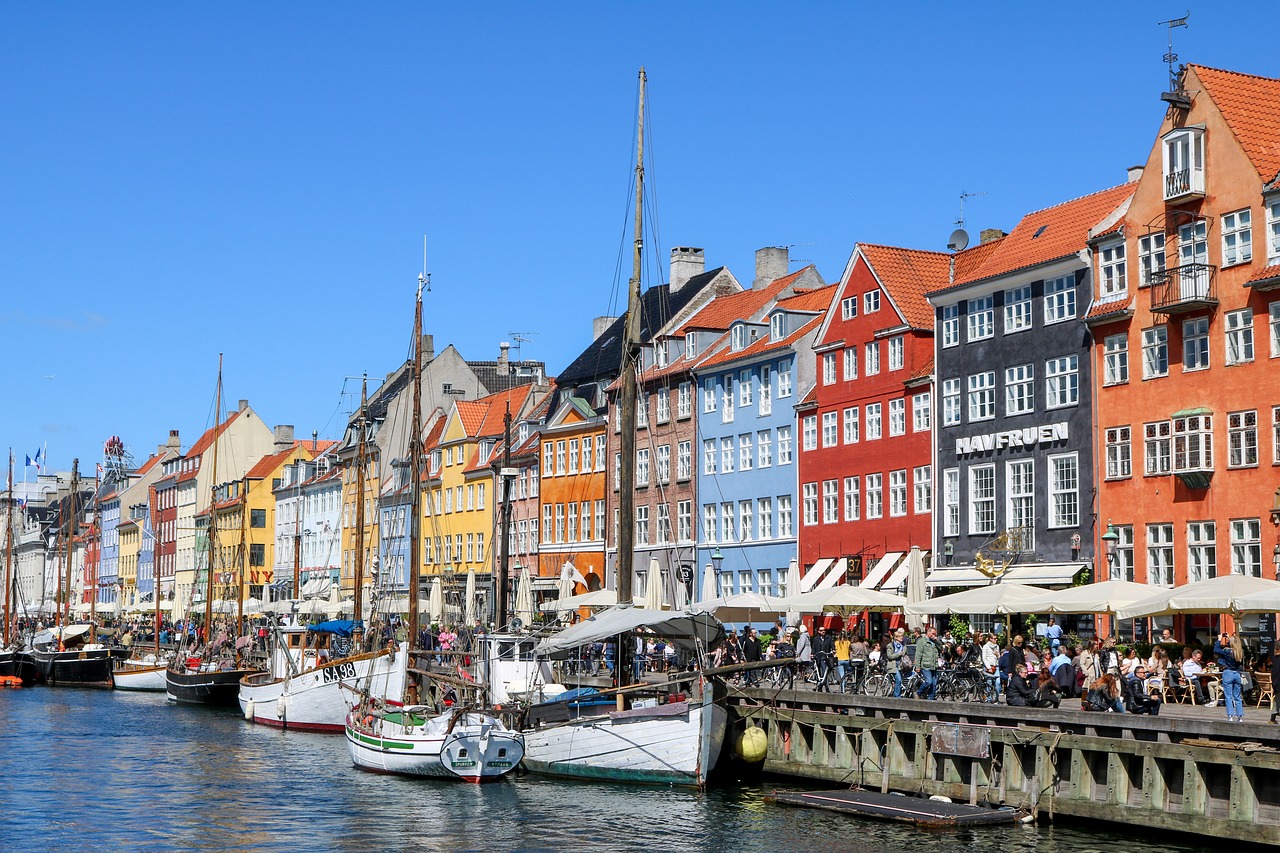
[498,341,510,374]
[161,430,180,455]
[593,316,617,341]
[753,246,789,290]
[273,424,295,452]
[980,229,1007,245]
[1127,165,1144,183]
[669,247,705,292]
[420,334,435,363]
[237,399,249,413]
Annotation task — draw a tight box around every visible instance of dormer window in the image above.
[685,331,698,359]
[770,312,784,341]
[479,439,495,464]
[1162,127,1205,202]
[655,339,668,368]
[731,324,747,352]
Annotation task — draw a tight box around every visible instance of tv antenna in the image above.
[508,331,537,360]
[785,242,816,265]
[417,234,431,295]
[948,191,985,251]
[1158,12,1190,104]
[956,191,986,228]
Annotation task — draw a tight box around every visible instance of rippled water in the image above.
[0,688,1211,853]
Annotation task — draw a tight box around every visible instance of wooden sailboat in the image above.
[166,357,265,705]
[0,449,34,685]
[517,69,728,787]
[345,258,523,781]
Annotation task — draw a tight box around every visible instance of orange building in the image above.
[537,396,607,593]
[1087,65,1280,641]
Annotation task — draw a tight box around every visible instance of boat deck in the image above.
[769,788,1022,827]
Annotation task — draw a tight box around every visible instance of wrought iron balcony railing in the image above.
[1149,262,1217,315]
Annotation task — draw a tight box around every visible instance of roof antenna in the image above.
[948,191,983,251]
[1158,12,1191,108]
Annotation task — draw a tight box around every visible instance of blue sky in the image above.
[2,2,1276,472]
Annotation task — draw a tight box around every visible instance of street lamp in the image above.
[1273,543,1280,580]
[1101,521,1120,580]
[710,547,724,596]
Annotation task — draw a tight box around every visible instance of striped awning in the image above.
[859,552,904,590]
[800,558,835,593]
[925,562,1087,589]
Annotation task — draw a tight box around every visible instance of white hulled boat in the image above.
[345,700,524,782]
[113,653,170,691]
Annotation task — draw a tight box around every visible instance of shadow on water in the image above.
[0,688,1217,853]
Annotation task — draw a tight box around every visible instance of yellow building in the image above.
[339,436,377,601]
[118,516,140,609]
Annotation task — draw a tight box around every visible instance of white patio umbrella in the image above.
[324,598,352,617]
[700,563,718,603]
[642,558,665,611]
[689,591,788,623]
[1019,580,1153,615]
[1114,574,1280,620]
[210,600,237,614]
[540,588,617,613]
[427,578,445,624]
[905,583,1047,616]
[784,558,803,627]
[295,598,326,617]
[242,597,265,614]
[556,562,576,605]
[905,546,928,629]
[514,565,536,626]
[464,568,477,626]
[378,596,431,614]
[779,585,907,614]
[1234,587,1280,614]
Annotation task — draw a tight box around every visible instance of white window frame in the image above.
[942,378,961,426]
[1004,364,1034,416]
[759,366,772,415]
[842,347,857,381]
[843,406,859,444]
[777,426,792,465]
[1228,410,1258,468]
[778,495,793,538]
[677,381,692,418]
[913,465,931,514]
[1271,301,1280,359]
[1147,523,1174,586]
[864,290,881,313]
[1003,285,1032,333]
[1187,520,1216,583]
[888,469,907,517]
[843,476,860,521]
[1099,242,1127,296]
[1138,232,1166,287]
[702,439,716,475]
[967,296,994,341]
[967,371,996,422]
[822,352,837,385]
[865,473,883,519]
[802,483,818,526]
[1173,412,1213,473]
[888,398,906,437]
[841,296,858,320]
[1105,425,1132,479]
[1142,325,1169,378]
[677,440,691,481]
[822,479,838,524]
[865,402,882,440]
[888,335,904,371]
[1048,452,1079,529]
[968,464,996,535]
[864,341,880,376]
[1044,355,1079,409]
[1230,518,1262,577]
[757,498,772,540]
[777,361,792,397]
[941,304,960,348]
[912,392,931,432]
[1144,420,1171,476]
[1221,208,1253,268]
[1043,274,1076,324]
[1006,458,1035,549]
[1104,334,1129,385]
[720,437,734,474]
[802,415,818,451]
[757,430,771,468]
[822,412,838,448]
[739,433,753,471]
[1225,308,1254,365]
[703,377,716,413]
[943,468,960,538]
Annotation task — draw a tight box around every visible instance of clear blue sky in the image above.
[2,2,1276,471]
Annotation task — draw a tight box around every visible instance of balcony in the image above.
[1163,166,1205,202]
[1149,263,1217,315]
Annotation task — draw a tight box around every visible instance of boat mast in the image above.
[205,355,222,646]
[3,449,13,647]
[407,271,425,697]
[236,475,247,632]
[497,404,512,630]
[89,465,99,643]
[353,375,368,644]
[616,67,646,611]
[150,485,161,658]
[62,459,79,634]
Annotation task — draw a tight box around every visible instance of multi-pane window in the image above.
[1004,285,1032,333]
[1187,521,1216,583]
[1147,523,1174,586]
[843,406,859,444]
[888,469,907,517]
[757,431,771,468]
[656,504,671,544]
[841,296,858,320]
[739,433,753,471]
[1269,198,1280,262]
[942,304,960,347]
[1231,518,1262,577]
[822,412,838,447]
[721,503,735,542]
[1007,459,1034,547]
[1225,309,1254,365]
[942,378,961,426]
[636,449,650,487]
[567,503,578,542]
[1105,426,1132,479]
[739,501,753,542]
[864,290,881,313]
[568,440,579,473]
[720,438,734,473]
[1043,275,1076,323]
[678,382,692,418]
[968,372,996,421]
[739,370,753,407]
[1138,232,1166,287]
[888,398,906,436]
[802,483,818,526]
[802,415,818,451]
[637,392,649,428]
[1099,242,1126,295]
[777,495,793,538]
[677,441,691,480]
[1144,421,1172,475]
[865,473,883,519]
[656,391,670,424]
[888,336,904,371]
[866,403,882,440]
[1104,334,1128,385]
[1112,525,1135,582]
[968,465,996,534]
[822,480,839,524]
[943,468,960,537]
[1275,406,1280,465]
[722,379,734,422]
[1272,302,1280,358]
[822,352,837,385]
[657,444,671,483]
[1228,410,1258,468]
[757,498,772,540]
[703,377,716,413]
[1005,364,1034,416]
[759,367,771,415]
[967,296,994,341]
[1221,208,1252,267]
[703,439,717,475]
[843,347,857,381]
[1173,412,1213,472]
[1142,325,1169,378]
[777,426,792,464]
[912,393,930,432]
[865,341,880,376]
[778,362,792,397]
[770,313,784,342]
[703,505,717,543]
[843,476,860,521]
[555,440,566,474]
[1045,355,1078,409]
[1048,453,1079,528]
[1179,220,1210,298]
[635,506,649,545]
[913,465,931,513]
[555,504,566,543]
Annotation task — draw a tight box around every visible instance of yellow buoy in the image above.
[735,725,768,764]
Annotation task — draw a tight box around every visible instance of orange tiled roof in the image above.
[135,453,165,477]
[1192,65,1280,184]
[694,316,824,372]
[774,284,837,313]
[683,268,808,330]
[186,410,241,458]
[422,416,447,451]
[857,245,954,329]
[1085,294,1135,322]
[1248,263,1280,285]
[951,184,1136,288]
[246,447,297,480]
[454,400,489,436]
[907,358,934,384]
[475,384,535,437]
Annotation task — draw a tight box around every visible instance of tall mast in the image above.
[89,466,99,642]
[3,449,13,646]
[497,404,512,630]
[407,272,425,650]
[150,485,160,658]
[62,459,79,632]
[353,374,368,642]
[616,67,646,609]
[236,476,247,631]
[205,355,222,642]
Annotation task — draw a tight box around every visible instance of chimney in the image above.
[979,228,1007,245]
[593,316,617,341]
[753,246,789,290]
[420,334,435,363]
[669,247,705,292]
[165,430,180,453]
[498,341,510,374]
[238,399,249,413]
[273,424,295,452]
[1126,165,1144,183]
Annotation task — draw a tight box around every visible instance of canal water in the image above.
[0,688,1212,853]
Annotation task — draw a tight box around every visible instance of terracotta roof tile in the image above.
[422,416,447,451]
[683,267,809,330]
[135,453,165,477]
[907,358,934,384]
[1248,263,1280,285]
[857,245,953,329]
[475,384,535,437]
[949,184,1136,288]
[454,400,489,436]
[693,315,824,372]
[1192,65,1280,184]
[774,284,837,313]
[1085,293,1135,322]
[186,410,242,458]
[246,447,298,480]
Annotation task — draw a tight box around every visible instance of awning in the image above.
[859,552,904,589]
[881,559,913,592]
[925,562,1087,589]
[1171,406,1212,418]
[813,558,846,591]
[800,558,835,593]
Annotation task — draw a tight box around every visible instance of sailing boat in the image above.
[516,69,729,787]
[113,501,171,691]
[239,385,409,732]
[344,259,523,781]
[0,449,34,686]
[165,358,265,705]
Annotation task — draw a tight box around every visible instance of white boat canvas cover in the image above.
[532,608,724,660]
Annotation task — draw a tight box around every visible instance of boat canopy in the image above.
[532,607,725,660]
[308,619,359,637]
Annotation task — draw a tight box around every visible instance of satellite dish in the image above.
[510,617,524,633]
[947,228,970,251]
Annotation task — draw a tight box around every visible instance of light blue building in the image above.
[97,488,122,608]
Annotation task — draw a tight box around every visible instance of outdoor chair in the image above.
[1255,671,1275,709]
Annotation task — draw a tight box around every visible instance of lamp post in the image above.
[710,547,724,597]
[1101,522,1120,581]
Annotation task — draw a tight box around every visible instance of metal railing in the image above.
[1149,262,1217,314]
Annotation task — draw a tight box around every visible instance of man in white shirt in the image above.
[1182,649,1217,705]
[980,633,1001,696]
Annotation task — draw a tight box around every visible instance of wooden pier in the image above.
[727,686,1280,845]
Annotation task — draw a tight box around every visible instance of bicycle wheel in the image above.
[864,673,890,697]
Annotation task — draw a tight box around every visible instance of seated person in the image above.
[1124,665,1162,715]
[1182,649,1217,705]
[1030,670,1062,708]
[1006,663,1034,706]
[1083,674,1126,713]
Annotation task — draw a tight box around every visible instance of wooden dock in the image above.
[769,788,1022,827]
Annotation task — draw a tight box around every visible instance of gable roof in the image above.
[858,245,954,329]
[774,285,837,313]
[186,409,242,459]
[1192,65,1280,184]
[245,447,299,480]
[693,313,826,373]
[682,268,807,330]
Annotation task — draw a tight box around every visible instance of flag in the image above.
[24,454,34,469]
[32,447,43,472]
[96,463,104,477]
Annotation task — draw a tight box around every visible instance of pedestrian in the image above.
[886,628,908,697]
[1031,669,1062,708]
[1214,631,1245,722]
[813,626,835,691]
[1044,615,1063,653]
[741,629,761,685]
[1124,664,1161,715]
[1006,663,1033,706]
[914,624,941,700]
[795,624,812,673]
[980,632,1001,697]
[833,630,852,692]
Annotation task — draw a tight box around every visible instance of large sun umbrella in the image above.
[427,578,445,624]
[784,558,802,598]
[642,558,665,611]
[514,565,536,627]
[1235,587,1280,614]
[464,568,478,626]
[539,588,618,613]
[779,585,907,614]
[1019,580,1153,615]
[1114,574,1280,620]
[242,597,265,614]
[905,546,928,630]
[700,563,718,603]
[905,583,1048,616]
[556,562,576,606]
[689,591,788,623]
